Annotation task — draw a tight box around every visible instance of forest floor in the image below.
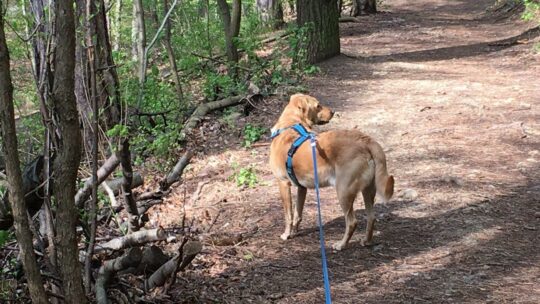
[145,0,540,303]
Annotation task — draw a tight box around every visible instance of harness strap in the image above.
[271,124,313,187]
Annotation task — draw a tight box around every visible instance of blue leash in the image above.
[309,135,332,304]
[271,124,332,302]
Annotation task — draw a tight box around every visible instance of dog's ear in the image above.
[290,94,307,113]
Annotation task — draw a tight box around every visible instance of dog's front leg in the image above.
[278,180,293,240]
[292,186,307,235]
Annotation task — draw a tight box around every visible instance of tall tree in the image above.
[75,0,121,154]
[112,0,122,52]
[352,0,376,16]
[297,0,340,63]
[133,0,147,82]
[51,0,87,302]
[150,0,183,101]
[162,0,184,101]
[0,8,49,304]
[217,0,242,64]
[256,0,285,29]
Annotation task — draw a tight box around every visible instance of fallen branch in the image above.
[260,30,290,44]
[179,95,245,140]
[118,245,170,276]
[146,241,202,290]
[75,153,121,208]
[190,52,253,72]
[164,237,189,293]
[95,248,142,304]
[102,172,144,196]
[160,150,194,191]
[137,199,163,215]
[94,227,166,253]
[190,181,209,206]
[101,182,119,208]
[98,198,163,225]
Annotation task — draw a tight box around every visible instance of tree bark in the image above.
[297,0,340,63]
[51,0,87,302]
[217,0,241,64]
[0,10,49,304]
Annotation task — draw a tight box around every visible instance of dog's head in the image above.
[289,94,334,126]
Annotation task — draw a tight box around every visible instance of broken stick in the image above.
[94,227,166,253]
[96,248,142,304]
[146,241,202,290]
[160,150,193,191]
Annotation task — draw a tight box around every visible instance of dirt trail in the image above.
[157,1,540,303]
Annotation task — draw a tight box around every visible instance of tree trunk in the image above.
[113,0,122,52]
[0,11,49,304]
[162,0,184,102]
[217,0,241,64]
[297,0,340,63]
[149,0,183,102]
[51,0,87,302]
[119,140,140,232]
[271,0,285,29]
[133,0,147,83]
[352,0,377,16]
[257,0,285,29]
[75,0,121,155]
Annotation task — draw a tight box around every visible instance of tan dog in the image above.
[269,94,394,250]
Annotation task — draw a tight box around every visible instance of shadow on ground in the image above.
[176,159,539,303]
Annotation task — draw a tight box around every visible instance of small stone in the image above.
[442,175,464,186]
[267,293,284,300]
[401,188,418,201]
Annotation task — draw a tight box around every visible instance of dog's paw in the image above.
[280,232,291,240]
[332,242,346,251]
[361,237,373,247]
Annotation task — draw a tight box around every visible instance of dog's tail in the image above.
[367,141,394,202]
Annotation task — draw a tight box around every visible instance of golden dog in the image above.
[269,94,394,250]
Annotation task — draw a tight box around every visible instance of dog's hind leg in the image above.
[278,180,294,240]
[292,186,307,236]
[361,182,376,246]
[332,190,358,251]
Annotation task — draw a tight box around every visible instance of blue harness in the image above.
[271,123,315,187]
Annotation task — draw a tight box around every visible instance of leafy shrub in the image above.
[522,0,540,22]
[233,166,259,188]
[0,231,13,248]
[242,124,267,147]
